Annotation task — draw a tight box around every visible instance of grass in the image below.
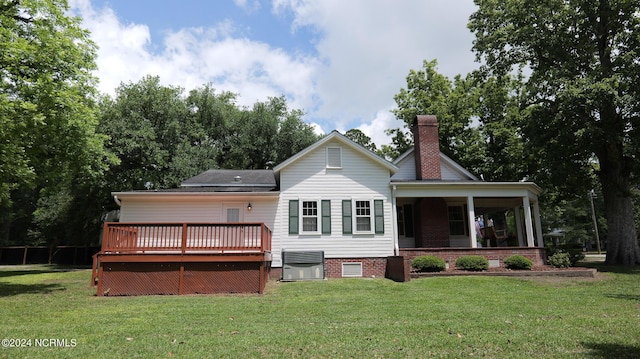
[0,264,638,358]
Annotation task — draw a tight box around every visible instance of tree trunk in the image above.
[600,168,640,266]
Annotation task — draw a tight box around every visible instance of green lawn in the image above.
[0,264,638,358]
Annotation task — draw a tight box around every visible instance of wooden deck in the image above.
[92,222,272,296]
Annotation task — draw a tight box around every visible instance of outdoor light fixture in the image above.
[247,203,252,211]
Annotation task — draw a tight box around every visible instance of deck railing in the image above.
[101,222,272,254]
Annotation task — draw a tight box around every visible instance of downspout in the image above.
[391,185,399,256]
[113,195,122,207]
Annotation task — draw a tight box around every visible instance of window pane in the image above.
[355,200,372,232]
[448,206,466,235]
[303,201,317,215]
[449,221,465,236]
[356,217,371,231]
[302,201,318,232]
[226,208,240,222]
[356,201,370,215]
[448,206,463,220]
[303,218,318,232]
[397,206,405,236]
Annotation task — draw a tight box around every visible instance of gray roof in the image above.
[180,169,277,192]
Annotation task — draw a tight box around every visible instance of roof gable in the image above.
[391,148,478,181]
[273,130,398,174]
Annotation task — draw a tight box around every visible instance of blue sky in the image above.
[69,0,479,146]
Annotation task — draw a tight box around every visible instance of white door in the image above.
[222,203,244,247]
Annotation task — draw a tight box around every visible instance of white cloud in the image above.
[234,0,261,13]
[69,0,478,147]
[70,0,318,111]
[273,0,478,145]
[357,108,406,148]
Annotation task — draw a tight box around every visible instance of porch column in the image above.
[533,200,544,247]
[514,206,524,246]
[522,196,535,247]
[467,196,477,248]
[391,186,399,255]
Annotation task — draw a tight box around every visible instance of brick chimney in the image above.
[413,115,441,180]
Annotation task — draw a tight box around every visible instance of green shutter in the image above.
[289,200,299,234]
[342,200,352,234]
[374,200,384,234]
[321,200,331,234]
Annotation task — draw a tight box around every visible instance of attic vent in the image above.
[327,147,342,168]
[282,251,325,281]
[233,175,242,182]
[341,262,362,277]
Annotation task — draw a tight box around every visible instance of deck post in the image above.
[101,223,110,251]
[181,223,188,255]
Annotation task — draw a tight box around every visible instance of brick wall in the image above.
[414,198,449,247]
[271,257,410,280]
[413,115,441,180]
[324,257,388,278]
[400,248,546,269]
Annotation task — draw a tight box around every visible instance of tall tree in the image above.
[0,0,113,245]
[344,129,377,152]
[469,0,640,265]
[98,76,216,191]
[377,128,413,161]
[392,59,525,180]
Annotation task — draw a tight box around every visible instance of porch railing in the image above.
[101,222,272,254]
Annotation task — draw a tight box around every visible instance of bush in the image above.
[503,255,533,270]
[455,255,489,271]
[412,255,446,272]
[548,252,572,268]
[545,240,585,266]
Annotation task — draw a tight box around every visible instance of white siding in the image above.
[119,196,278,231]
[391,151,474,181]
[275,139,395,267]
[441,162,468,180]
[391,153,416,181]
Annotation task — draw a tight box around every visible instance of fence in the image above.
[0,246,100,265]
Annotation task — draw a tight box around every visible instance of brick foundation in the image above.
[324,257,388,278]
[400,247,546,270]
[271,248,544,281]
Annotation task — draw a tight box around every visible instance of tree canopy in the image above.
[469,0,640,265]
[393,59,529,182]
[0,0,115,245]
[0,1,319,247]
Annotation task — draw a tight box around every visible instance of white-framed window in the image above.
[342,199,384,235]
[355,200,372,232]
[448,205,467,236]
[288,199,332,235]
[326,147,342,168]
[302,200,319,232]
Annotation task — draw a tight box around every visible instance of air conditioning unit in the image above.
[281,251,325,281]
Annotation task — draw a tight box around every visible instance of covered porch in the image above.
[392,181,546,267]
[92,222,272,295]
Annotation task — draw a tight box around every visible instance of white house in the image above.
[99,115,545,293]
